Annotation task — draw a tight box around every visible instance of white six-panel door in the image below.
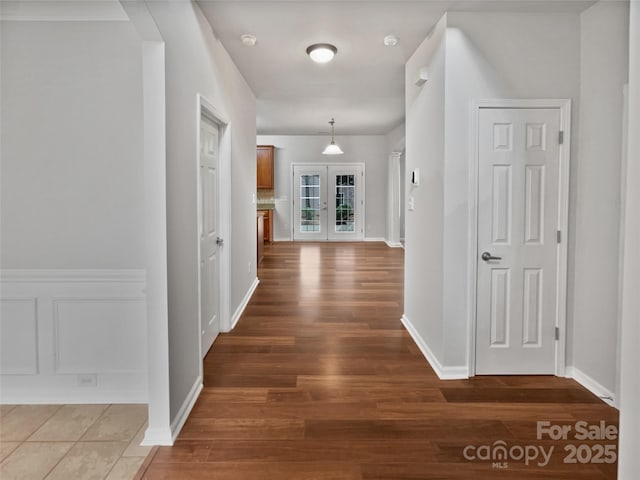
[293,164,363,241]
[199,116,221,357]
[476,108,561,374]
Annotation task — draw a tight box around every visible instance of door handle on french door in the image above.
[481,251,502,261]
[216,237,224,246]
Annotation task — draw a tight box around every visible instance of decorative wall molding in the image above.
[52,297,146,375]
[401,314,469,380]
[0,298,39,375]
[0,269,147,404]
[1,269,145,283]
[229,277,259,331]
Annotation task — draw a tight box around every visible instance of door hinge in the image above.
[557,230,561,243]
[555,327,560,341]
[559,131,565,145]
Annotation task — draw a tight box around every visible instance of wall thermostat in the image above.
[411,168,420,186]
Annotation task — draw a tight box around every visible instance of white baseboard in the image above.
[0,269,147,404]
[384,240,403,248]
[401,314,469,380]
[229,277,259,331]
[141,426,173,446]
[364,237,386,242]
[170,375,203,443]
[565,366,617,408]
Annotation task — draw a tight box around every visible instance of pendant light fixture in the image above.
[322,118,344,155]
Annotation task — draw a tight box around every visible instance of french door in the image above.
[292,164,363,241]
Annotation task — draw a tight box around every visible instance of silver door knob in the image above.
[481,251,502,261]
[216,237,224,246]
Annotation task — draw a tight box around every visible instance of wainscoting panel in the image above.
[0,270,148,404]
[53,298,147,374]
[0,298,39,375]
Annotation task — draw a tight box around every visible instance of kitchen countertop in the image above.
[257,203,275,210]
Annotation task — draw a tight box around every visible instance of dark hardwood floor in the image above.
[141,242,619,479]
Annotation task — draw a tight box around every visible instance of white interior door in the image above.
[476,108,561,374]
[293,164,363,241]
[199,115,221,357]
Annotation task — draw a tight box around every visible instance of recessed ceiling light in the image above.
[306,43,337,64]
[241,34,257,47]
[383,35,399,46]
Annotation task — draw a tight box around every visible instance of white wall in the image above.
[403,14,447,368]
[385,122,405,153]
[572,0,629,399]
[144,2,257,427]
[0,20,148,402]
[256,135,388,241]
[1,21,145,269]
[444,12,580,368]
[403,12,581,373]
[618,1,640,477]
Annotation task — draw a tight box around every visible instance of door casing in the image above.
[468,99,572,377]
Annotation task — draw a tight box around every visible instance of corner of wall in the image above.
[401,315,469,380]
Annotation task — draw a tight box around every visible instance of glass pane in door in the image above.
[300,174,321,232]
[335,174,355,232]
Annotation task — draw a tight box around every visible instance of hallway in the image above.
[140,242,618,479]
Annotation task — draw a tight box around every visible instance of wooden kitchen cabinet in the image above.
[257,145,274,189]
[259,209,273,243]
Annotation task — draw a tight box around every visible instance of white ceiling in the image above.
[198,0,594,135]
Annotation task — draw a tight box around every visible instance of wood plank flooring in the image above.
[141,242,619,479]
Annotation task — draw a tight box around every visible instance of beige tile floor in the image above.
[0,404,152,480]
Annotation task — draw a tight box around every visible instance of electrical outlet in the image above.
[77,374,97,387]
[248,261,252,274]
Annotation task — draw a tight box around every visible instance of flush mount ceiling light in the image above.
[322,118,344,155]
[306,43,337,64]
